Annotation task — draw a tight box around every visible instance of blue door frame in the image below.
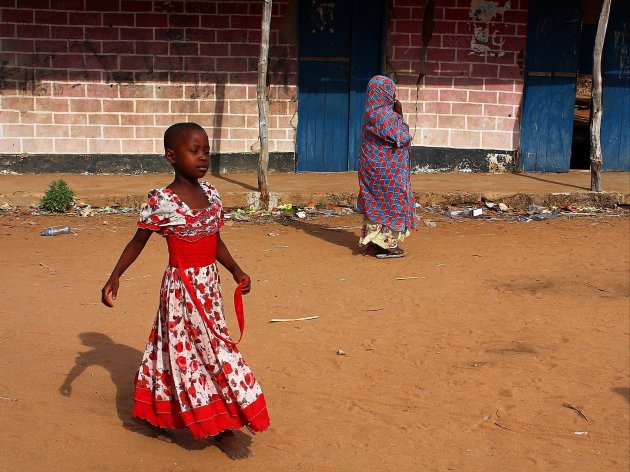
[601,0,630,171]
[297,0,384,172]
[520,0,582,172]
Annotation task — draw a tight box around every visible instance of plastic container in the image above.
[40,225,72,236]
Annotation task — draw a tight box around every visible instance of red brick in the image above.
[70,125,103,138]
[425,101,451,114]
[438,115,466,129]
[135,41,168,55]
[217,29,248,43]
[169,41,199,55]
[187,28,216,42]
[0,22,15,37]
[247,30,261,44]
[169,14,199,28]
[153,55,182,71]
[249,2,263,15]
[217,3,248,15]
[35,11,68,24]
[482,131,514,149]
[69,40,102,54]
[200,42,229,56]
[231,15,261,30]
[229,43,258,57]
[68,70,101,81]
[452,102,483,116]
[439,89,467,102]
[55,138,88,153]
[135,126,162,138]
[171,100,199,114]
[154,1,183,13]
[466,116,496,130]
[395,19,422,34]
[122,139,154,153]
[16,24,49,38]
[35,97,68,112]
[498,91,522,106]
[216,57,248,73]
[154,85,183,99]
[503,10,528,24]
[120,0,154,12]
[86,54,118,70]
[3,39,34,52]
[136,100,169,113]
[453,77,484,89]
[23,138,55,152]
[50,54,82,69]
[103,126,133,138]
[3,9,34,23]
[135,13,166,27]
[86,26,119,40]
[54,0,87,10]
[88,114,119,125]
[499,64,522,79]
[440,34,469,49]
[51,26,84,40]
[69,12,102,26]
[484,104,514,117]
[16,0,42,8]
[121,27,153,40]
[170,71,199,82]
[471,63,499,78]
[422,129,449,146]
[101,41,127,54]
[427,47,456,62]
[89,139,121,153]
[443,7,470,21]
[35,39,67,53]
[53,83,86,97]
[187,2,216,14]
[119,84,153,98]
[392,6,412,20]
[103,99,133,112]
[229,100,257,115]
[469,90,498,103]
[35,124,69,137]
[120,114,154,126]
[70,99,102,113]
[56,113,88,125]
[184,56,216,72]
[433,20,456,35]
[450,130,481,147]
[103,13,134,26]
[456,49,486,63]
[155,27,184,41]
[496,116,519,131]
[21,112,53,124]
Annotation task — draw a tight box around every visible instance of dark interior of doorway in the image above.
[570,0,601,170]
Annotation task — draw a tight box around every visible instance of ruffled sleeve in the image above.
[137,188,186,231]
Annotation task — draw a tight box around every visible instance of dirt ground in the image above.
[0,211,628,472]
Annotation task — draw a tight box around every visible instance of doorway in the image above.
[297,0,385,172]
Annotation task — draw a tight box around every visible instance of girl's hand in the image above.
[233,270,251,295]
[394,99,403,116]
[101,276,119,307]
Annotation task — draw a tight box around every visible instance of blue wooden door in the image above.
[297,0,383,172]
[601,0,630,171]
[520,0,582,172]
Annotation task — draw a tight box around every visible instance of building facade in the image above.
[0,0,628,174]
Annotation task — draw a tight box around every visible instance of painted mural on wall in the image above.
[469,0,511,57]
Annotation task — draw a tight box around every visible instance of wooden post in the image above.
[590,0,611,192]
[257,0,272,209]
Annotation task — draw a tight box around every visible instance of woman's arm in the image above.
[101,228,153,307]
[216,232,251,294]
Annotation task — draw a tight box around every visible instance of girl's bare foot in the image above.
[214,430,253,460]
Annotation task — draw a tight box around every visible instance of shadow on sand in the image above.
[279,217,364,255]
[59,332,251,453]
[514,173,590,191]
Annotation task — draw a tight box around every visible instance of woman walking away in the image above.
[357,75,417,258]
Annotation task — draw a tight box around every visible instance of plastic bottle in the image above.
[40,225,72,236]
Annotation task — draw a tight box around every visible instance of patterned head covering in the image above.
[357,75,417,232]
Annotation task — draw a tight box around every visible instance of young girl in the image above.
[101,122,269,459]
[357,75,417,258]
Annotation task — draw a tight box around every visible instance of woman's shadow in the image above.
[59,332,251,453]
[280,216,363,255]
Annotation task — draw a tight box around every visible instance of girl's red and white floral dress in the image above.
[132,181,270,438]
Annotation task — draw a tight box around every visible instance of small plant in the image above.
[40,179,75,213]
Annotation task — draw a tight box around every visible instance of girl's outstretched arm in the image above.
[216,232,251,294]
[101,228,152,307]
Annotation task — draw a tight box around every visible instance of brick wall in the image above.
[0,0,297,158]
[387,0,527,153]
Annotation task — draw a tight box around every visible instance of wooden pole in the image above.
[257,0,272,209]
[590,0,611,192]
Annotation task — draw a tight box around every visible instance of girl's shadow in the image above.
[59,332,252,453]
